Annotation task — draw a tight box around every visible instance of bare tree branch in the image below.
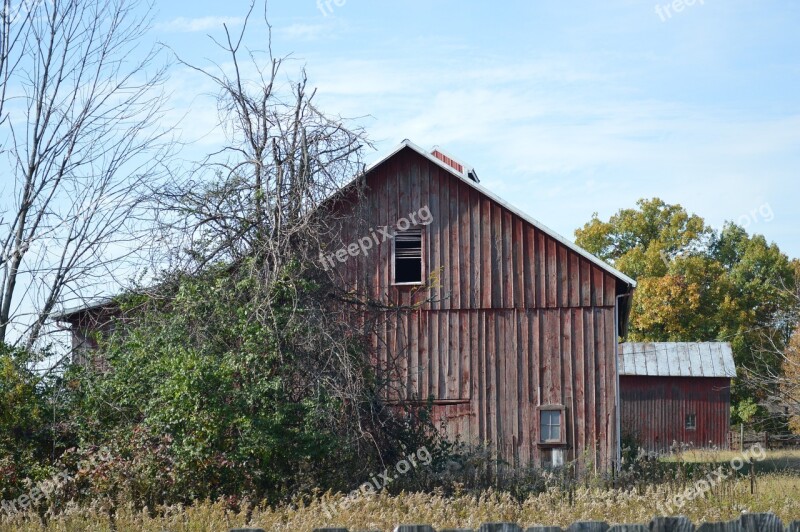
[0,0,173,350]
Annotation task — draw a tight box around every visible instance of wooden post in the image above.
[740,424,744,453]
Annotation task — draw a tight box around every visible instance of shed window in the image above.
[685,413,696,430]
[538,406,566,445]
[393,230,423,284]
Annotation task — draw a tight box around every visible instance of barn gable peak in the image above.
[365,139,637,289]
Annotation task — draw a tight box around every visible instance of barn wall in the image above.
[331,147,624,469]
[619,375,731,453]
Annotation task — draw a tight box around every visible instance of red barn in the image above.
[57,140,644,471]
[329,140,637,470]
[618,342,736,453]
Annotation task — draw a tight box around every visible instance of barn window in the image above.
[685,413,697,430]
[538,405,566,445]
[393,230,423,284]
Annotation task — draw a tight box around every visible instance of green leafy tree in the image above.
[576,198,796,426]
[0,344,60,499]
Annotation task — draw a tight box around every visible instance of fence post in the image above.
[740,424,744,453]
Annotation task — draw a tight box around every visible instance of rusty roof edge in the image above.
[365,140,637,288]
[51,296,118,321]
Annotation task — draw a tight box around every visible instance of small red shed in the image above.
[618,342,736,453]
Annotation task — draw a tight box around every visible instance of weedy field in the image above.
[2,472,799,531]
[665,448,800,473]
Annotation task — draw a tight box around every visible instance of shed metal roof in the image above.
[618,342,736,378]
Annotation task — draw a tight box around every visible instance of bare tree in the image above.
[161,4,366,282]
[153,3,451,465]
[0,0,171,350]
[743,268,800,430]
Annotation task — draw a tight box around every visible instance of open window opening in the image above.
[393,230,423,284]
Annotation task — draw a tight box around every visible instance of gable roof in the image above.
[618,342,736,378]
[366,140,637,288]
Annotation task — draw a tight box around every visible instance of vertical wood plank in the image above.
[491,203,503,308]
[440,170,451,310]
[569,252,580,307]
[558,244,568,308]
[429,167,441,310]
[481,197,492,308]
[470,188,481,309]
[503,210,514,308]
[547,239,557,308]
[513,218,524,309]
[581,259,592,307]
[524,225,535,308]
[536,231,546,309]
[592,266,604,308]
[450,174,461,309]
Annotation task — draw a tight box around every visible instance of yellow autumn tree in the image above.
[576,199,796,426]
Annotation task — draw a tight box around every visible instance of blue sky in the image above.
[150,0,800,257]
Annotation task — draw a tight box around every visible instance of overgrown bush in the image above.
[53,264,461,511]
[0,344,62,502]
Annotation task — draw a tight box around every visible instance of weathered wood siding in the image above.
[332,147,623,469]
[620,375,732,453]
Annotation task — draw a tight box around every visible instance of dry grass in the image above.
[664,448,800,472]
[2,473,799,531]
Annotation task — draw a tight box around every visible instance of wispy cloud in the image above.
[276,23,330,41]
[156,16,244,33]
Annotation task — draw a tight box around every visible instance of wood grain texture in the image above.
[334,147,624,469]
[620,375,732,453]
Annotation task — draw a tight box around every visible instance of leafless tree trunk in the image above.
[744,270,800,428]
[0,0,171,350]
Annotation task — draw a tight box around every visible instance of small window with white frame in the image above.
[685,413,696,430]
[538,405,566,445]
[393,229,423,285]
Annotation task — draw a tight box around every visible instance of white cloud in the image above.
[156,16,244,33]
[276,23,330,41]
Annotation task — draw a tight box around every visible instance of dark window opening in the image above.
[394,230,422,284]
[685,413,696,430]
